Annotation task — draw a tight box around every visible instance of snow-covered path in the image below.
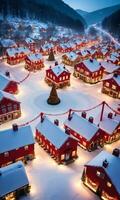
[0,54,119,200]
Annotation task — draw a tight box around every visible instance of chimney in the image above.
[114,73,118,78]
[90,59,93,63]
[68,109,72,121]
[88,117,94,123]
[55,61,58,66]
[40,112,44,123]
[5,71,10,77]
[112,148,120,157]
[81,112,87,119]
[103,159,109,168]
[108,112,113,119]
[65,127,70,135]
[12,124,18,131]
[54,119,59,126]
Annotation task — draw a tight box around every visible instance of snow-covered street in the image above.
[0,53,119,200]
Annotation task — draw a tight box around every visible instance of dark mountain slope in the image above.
[0,0,85,31]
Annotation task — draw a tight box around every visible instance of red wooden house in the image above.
[107,55,119,66]
[36,114,78,164]
[25,38,35,52]
[101,48,110,59]
[74,59,104,84]
[25,53,44,71]
[0,124,35,167]
[101,61,120,75]
[0,39,17,59]
[62,52,80,66]
[45,64,71,88]
[76,49,91,60]
[82,149,120,200]
[99,112,120,144]
[6,47,30,65]
[0,72,18,94]
[64,111,104,151]
[40,43,54,55]
[0,161,30,199]
[57,43,72,53]
[102,73,120,99]
[0,90,21,124]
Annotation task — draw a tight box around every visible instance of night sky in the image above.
[63,0,120,11]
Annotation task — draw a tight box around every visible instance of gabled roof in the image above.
[82,59,102,72]
[36,117,69,149]
[42,43,54,50]
[0,161,29,198]
[0,39,16,48]
[103,74,120,86]
[0,125,35,154]
[0,73,17,91]
[64,113,99,141]
[0,90,19,102]
[7,47,30,57]
[50,64,70,77]
[101,61,120,74]
[65,52,78,61]
[99,118,120,135]
[86,151,120,194]
[27,53,43,62]
[25,37,34,44]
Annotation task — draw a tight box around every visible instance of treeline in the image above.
[102,9,120,40]
[0,0,84,31]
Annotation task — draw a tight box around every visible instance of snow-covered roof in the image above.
[65,52,78,61]
[0,39,16,48]
[0,73,17,91]
[64,113,99,141]
[103,74,120,86]
[80,50,90,56]
[0,90,19,102]
[25,37,34,44]
[36,117,69,149]
[27,53,43,62]
[7,47,30,57]
[0,161,29,198]
[0,125,35,154]
[51,64,70,77]
[99,118,119,134]
[83,59,101,72]
[101,61,120,73]
[42,43,54,51]
[86,151,120,194]
[108,55,118,62]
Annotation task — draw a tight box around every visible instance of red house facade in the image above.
[25,53,44,71]
[0,90,21,125]
[0,124,35,167]
[62,52,80,66]
[102,74,120,99]
[0,72,18,94]
[82,149,120,200]
[74,59,104,84]
[45,64,71,88]
[6,47,30,65]
[36,114,78,164]
[99,112,120,144]
[64,111,104,151]
[25,38,35,52]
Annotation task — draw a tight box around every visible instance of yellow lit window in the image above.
[24,146,29,150]
[107,182,112,187]
[61,154,65,160]
[72,151,76,156]
[4,152,9,157]
[106,82,110,87]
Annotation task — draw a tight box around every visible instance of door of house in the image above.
[65,153,70,161]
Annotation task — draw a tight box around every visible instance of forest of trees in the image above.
[0,0,85,31]
[102,9,120,40]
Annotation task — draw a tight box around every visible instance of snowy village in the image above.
[0,1,120,200]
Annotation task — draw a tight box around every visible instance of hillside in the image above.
[77,4,120,25]
[0,0,85,31]
[76,9,88,17]
[102,9,120,40]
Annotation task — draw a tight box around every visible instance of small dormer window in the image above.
[24,146,29,150]
[107,182,112,187]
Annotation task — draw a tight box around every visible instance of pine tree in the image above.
[48,50,55,61]
[47,84,60,105]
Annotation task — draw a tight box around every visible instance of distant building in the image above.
[0,161,30,199]
[0,90,21,125]
[36,114,78,164]
[45,64,71,88]
[102,73,120,99]
[74,59,104,84]
[25,53,44,71]
[82,150,120,200]
[0,39,17,58]
[62,52,80,66]
[25,38,35,52]
[0,124,35,167]
[6,47,30,65]
[40,43,54,55]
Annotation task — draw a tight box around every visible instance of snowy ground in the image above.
[0,53,120,200]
